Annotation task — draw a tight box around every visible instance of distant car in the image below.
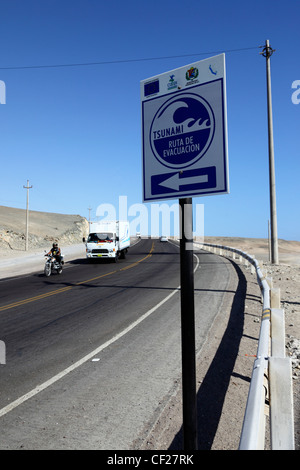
[160,236,168,242]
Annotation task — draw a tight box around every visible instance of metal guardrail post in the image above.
[0,340,5,365]
[271,308,285,357]
[269,307,295,449]
[198,242,294,450]
[269,357,294,449]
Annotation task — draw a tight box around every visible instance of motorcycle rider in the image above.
[46,242,63,265]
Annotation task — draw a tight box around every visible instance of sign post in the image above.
[141,54,229,450]
[179,197,197,449]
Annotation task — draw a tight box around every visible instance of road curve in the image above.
[0,238,234,449]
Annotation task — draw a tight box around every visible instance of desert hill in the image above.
[0,205,89,253]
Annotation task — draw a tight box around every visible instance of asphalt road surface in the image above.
[0,238,233,450]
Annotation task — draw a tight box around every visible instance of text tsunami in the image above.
[152,125,183,139]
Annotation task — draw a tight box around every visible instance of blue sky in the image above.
[0,0,299,240]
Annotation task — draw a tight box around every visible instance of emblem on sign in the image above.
[186,67,199,81]
[149,93,215,169]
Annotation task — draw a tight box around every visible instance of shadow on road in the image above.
[169,260,248,450]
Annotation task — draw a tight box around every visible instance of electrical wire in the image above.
[0,46,259,70]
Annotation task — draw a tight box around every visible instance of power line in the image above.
[0,46,259,71]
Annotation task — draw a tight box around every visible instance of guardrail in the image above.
[198,242,295,450]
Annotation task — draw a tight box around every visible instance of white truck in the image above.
[84,221,130,262]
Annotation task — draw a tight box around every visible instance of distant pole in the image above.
[88,206,92,230]
[268,219,271,262]
[23,180,33,251]
[261,39,279,264]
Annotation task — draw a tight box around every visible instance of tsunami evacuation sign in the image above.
[141,54,229,202]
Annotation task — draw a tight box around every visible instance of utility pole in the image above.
[268,219,271,263]
[23,180,33,251]
[260,39,279,264]
[88,206,92,230]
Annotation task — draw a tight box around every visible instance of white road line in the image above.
[0,252,199,418]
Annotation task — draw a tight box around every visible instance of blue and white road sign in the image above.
[141,54,229,201]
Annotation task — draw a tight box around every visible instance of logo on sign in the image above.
[186,67,199,81]
[150,93,215,169]
[167,74,178,91]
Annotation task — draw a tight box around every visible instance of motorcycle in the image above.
[44,252,64,276]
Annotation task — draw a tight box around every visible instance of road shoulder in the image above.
[134,255,285,450]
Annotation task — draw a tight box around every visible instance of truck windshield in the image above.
[87,232,114,243]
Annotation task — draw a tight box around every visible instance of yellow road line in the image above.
[0,286,73,311]
[74,269,118,285]
[0,242,155,312]
[120,245,154,271]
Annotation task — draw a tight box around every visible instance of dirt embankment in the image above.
[0,205,89,255]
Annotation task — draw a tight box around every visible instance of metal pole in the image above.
[261,40,279,264]
[23,180,32,251]
[88,206,92,230]
[179,197,197,450]
[268,219,271,262]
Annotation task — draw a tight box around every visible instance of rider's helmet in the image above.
[53,242,58,248]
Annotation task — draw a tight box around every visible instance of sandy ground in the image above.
[0,243,87,279]
[0,206,299,450]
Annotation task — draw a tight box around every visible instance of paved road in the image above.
[0,238,233,449]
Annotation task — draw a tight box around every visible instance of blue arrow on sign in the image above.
[151,166,216,195]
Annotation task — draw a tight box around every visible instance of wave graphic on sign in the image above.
[173,97,212,128]
[150,94,215,168]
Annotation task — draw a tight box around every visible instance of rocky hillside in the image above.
[0,205,89,253]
